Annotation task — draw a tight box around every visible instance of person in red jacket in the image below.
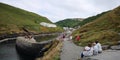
[76,35,80,41]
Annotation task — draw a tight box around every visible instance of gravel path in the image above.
[60,39,83,60]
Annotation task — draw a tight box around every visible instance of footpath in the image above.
[90,50,120,60]
[60,38,83,60]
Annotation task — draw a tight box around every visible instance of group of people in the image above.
[81,41,102,58]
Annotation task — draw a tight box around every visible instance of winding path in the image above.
[60,39,83,60]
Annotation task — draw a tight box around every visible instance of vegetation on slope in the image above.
[73,6,120,46]
[55,11,108,28]
[55,18,83,28]
[40,40,62,60]
[78,11,109,26]
[0,3,63,35]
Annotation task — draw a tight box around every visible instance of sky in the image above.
[0,0,120,22]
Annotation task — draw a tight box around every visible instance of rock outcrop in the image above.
[16,37,53,57]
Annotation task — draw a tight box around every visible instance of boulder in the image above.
[117,41,120,45]
[110,45,120,50]
[102,45,110,50]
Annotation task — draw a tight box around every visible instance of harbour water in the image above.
[0,40,37,60]
[0,35,57,60]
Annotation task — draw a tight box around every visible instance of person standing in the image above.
[69,35,72,40]
[76,35,80,41]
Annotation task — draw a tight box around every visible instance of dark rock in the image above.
[16,37,53,57]
[102,45,110,50]
[110,45,120,50]
[0,33,19,40]
[117,41,120,45]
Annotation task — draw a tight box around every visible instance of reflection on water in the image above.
[0,41,20,60]
[0,35,57,60]
[0,40,36,60]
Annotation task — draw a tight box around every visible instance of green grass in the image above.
[72,6,120,46]
[77,11,109,26]
[55,18,83,28]
[53,53,60,60]
[0,3,63,34]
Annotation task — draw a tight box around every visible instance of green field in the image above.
[0,3,63,34]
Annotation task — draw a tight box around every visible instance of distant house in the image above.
[40,22,57,27]
[63,27,69,30]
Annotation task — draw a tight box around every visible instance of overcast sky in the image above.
[0,0,120,22]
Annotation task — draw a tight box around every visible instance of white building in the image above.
[40,22,57,27]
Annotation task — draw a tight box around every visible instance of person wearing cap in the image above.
[81,43,93,58]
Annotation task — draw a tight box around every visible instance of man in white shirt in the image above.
[95,41,102,53]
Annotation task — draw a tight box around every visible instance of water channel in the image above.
[0,35,57,60]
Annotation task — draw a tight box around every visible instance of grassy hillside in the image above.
[55,11,108,28]
[73,6,120,46]
[77,11,109,26]
[55,18,83,28]
[0,3,63,34]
